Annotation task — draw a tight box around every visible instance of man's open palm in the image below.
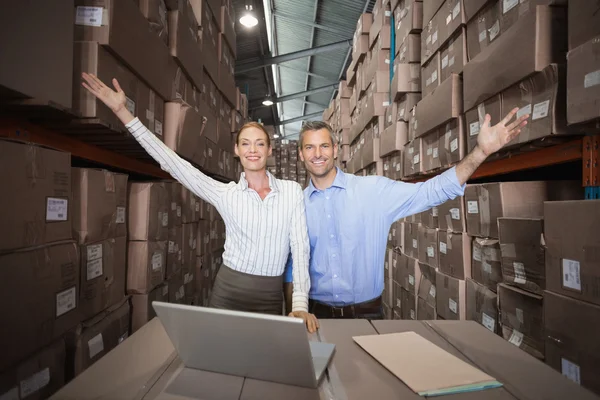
[81,72,127,113]
[477,107,529,156]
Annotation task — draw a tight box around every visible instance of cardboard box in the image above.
[438,196,466,232]
[0,242,80,373]
[138,84,166,136]
[397,93,421,122]
[128,182,170,241]
[79,236,127,319]
[465,0,502,62]
[397,34,421,64]
[464,94,502,153]
[380,122,408,157]
[127,240,167,294]
[168,270,186,304]
[165,181,183,227]
[568,0,600,51]
[421,3,447,65]
[0,141,72,253]
[130,282,169,333]
[0,1,74,109]
[463,0,492,23]
[394,0,423,46]
[439,231,471,280]
[75,0,177,100]
[498,217,545,295]
[440,28,468,83]
[466,278,499,334]
[439,117,465,167]
[566,37,600,126]
[463,5,567,111]
[498,283,544,360]
[138,0,169,46]
[417,262,437,319]
[201,7,220,82]
[423,0,445,26]
[402,138,422,177]
[369,0,392,48]
[500,64,567,144]
[472,237,502,292]
[218,35,237,106]
[544,200,600,306]
[182,222,199,271]
[436,270,466,320]
[420,206,439,230]
[72,168,128,244]
[414,73,463,139]
[400,287,417,320]
[421,129,442,172]
[220,4,236,52]
[67,299,130,378]
[167,225,183,279]
[391,61,420,100]
[544,291,600,395]
[0,339,66,400]
[364,46,391,92]
[168,8,203,89]
[396,254,421,294]
[403,223,419,259]
[421,53,440,98]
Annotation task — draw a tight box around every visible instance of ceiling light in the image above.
[262,99,274,106]
[240,5,258,28]
[274,134,280,138]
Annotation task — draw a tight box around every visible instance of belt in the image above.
[310,296,382,318]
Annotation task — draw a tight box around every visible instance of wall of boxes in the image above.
[323,0,600,396]
[0,0,246,397]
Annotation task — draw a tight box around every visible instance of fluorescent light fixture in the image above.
[240,5,258,27]
[262,99,274,106]
[273,134,280,138]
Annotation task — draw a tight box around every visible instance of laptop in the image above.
[152,302,336,388]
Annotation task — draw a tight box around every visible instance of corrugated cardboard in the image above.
[168,270,186,304]
[462,0,491,23]
[369,0,392,48]
[400,288,417,320]
[218,35,237,106]
[167,225,183,279]
[182,222,199,271]
[422,129,442,172]
[75,0,177,100]
[67,299,130,378]
[417,296,436,320]
[420,206,439,230]
[421,53,440,98]
[464,94,502,153]
[396,254,421,295]
[404,223,420,260]
[397,94,421,123]
[391,61,421,100]
[163,100,213,165]
[221,4,236,51]
[394,0,423,48]
[498,283,544,360]
[568,0,600,50]
[440,28,467,83]
[439,117,465,167]
[392,281,402,314]
[138,0,169,46]
[500,64,567,144]
[466,278,498,334]
[0,241,80,373]
[423,0,445,26]
[168,8,203,89]
[128,182,170,241]
[201,7,219,82]
[0,339,66,400]
[566,37,600,126]
[438,196,466,232]
[498,217,545,295]
[165,181,183,227]
[79,236,127,319]
[0,141,72,253]
[544,200,600,307]
[72,168,128,244]
[414,73,463,139]
[439,231,471,280]
[544,291,600,396]
[364,47,391,92]
[471,238,502,292]
[130,282,169,333]
[402,138,422,178]
[463,5,567,111]
[465,0,502,62]
[421,2,449,65]
[435,271,466,320]
[126,240,167,294]
[138,84,166,137]
[380,122,409,157]
[397,34,421,63]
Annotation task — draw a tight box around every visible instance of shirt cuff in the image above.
[291,292,309,313]
[446,166,466,195]
[124,117,147,139]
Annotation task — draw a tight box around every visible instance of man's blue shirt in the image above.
[284,166,465,306]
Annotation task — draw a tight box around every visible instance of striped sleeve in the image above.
[125,117,228,205]
[288,183,310,312]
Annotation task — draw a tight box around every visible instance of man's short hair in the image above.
[298,121,337,148]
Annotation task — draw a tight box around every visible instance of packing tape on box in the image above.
[479,186,491,238]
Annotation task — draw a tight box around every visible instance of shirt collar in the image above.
[307,167,347,197]
[238,170,279,193]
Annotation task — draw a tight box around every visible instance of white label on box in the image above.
[449,299,458,314]
[146,109,154,123]
[20,368,50,398]
[385,10,392,17]
[162,285,169,296]
[453,2,461,19]
[532,100,550,120]
[508,330,524,347]
[561,358,581,385]
[427,147,433,156]
[584,70,600,88]
[503,0,519,14]
[467,200,479,214]
[155,120,163,136]
[431,70,438,83]
[56,286,76,317]
[125,96,136,115]
[116,207,126,223]
[470,121,480,136]
[446,14,452,25]
[162,212,169,227]
[152,253,163,271]
[413,154,420,165]
[432,31,438,44]
[517,104,532,120]
[430,285,437,298]
[514,262,527,284]
[450,138,459,153]
[0,387,19,400]
[479,30,487,43]
[562,259,582,291]
[433,147,439,158]
[409,275,415,286]
[75,6,103,27]
[195,202,201,212]
[440,242,448,254]
[489,20,500,41]
[473,246,483,262]
[171,202,177,211]
[88,333,105,359]
[413,239,418,249]
[87,244,102,262]
[168,241,175,253]
[516,308,524,324]
[396,298,402,308]
[442,55,449,69]
[46,197,68,221]
[432,207,439,217]
[482,313,495,332]
[87,258,103,281]
[177,206,182,217]
[396,163,402,171]
[410,309,416,319]
[427,246,435,258]
[482,261,492,274]
[450,208,460,220]
[426,35,432,45]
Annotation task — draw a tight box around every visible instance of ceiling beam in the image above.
[235,40,351,74]
[278,64,337,82]
[273,10,342,34]
[277,111,323,126]
[275,83,338,103]
[301,0,320,123]
[248,99,328,112]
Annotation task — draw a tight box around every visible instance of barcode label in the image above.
[56,286,76,317]
[467,201,479,214]
[429,285,436,298]
[87,244,102,262]
[514,262,527,284]
[450,208,460,220]
[46,198,68,221]
[75,6,103,27]
[508,330,524,347]
[449,299,458,314]
[470,121,480,136]
[482,313,495,332]
[562,259,581,291]
[440,242,447,254]
[561,358,581,385]
[87,258,103,281]
[88,333,104,359]
[116,207,126,224]
[409,275,415,286]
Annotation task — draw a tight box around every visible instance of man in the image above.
[284,109,528,319]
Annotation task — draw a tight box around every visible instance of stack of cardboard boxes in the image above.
[271,140,308,188]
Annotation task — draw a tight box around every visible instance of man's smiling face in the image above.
[299,128,338,178]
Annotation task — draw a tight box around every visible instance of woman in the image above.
[81,73,318,332]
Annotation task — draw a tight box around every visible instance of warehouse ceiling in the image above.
[233,0,376,139]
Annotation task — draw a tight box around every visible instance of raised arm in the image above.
[81,73,228,205]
